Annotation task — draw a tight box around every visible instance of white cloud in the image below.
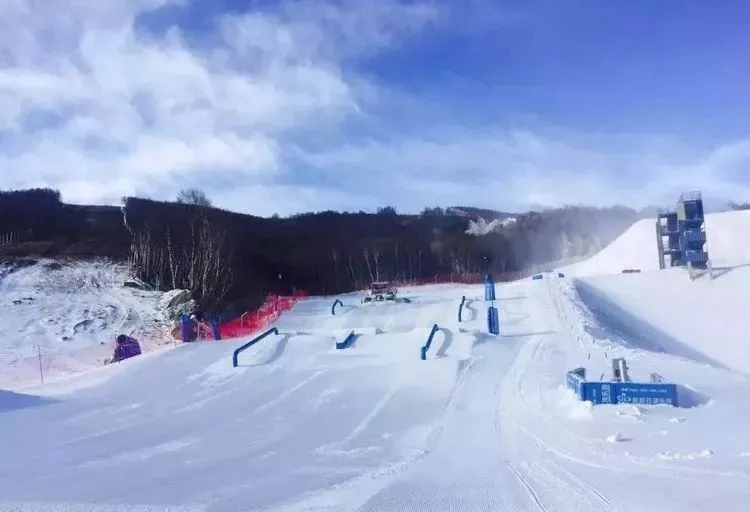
[2,0,749,216]
[0,0,437,211]
[300,130,750,213]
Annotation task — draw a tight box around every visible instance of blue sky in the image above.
[1,0,749,216]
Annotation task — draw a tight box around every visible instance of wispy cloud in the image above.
[299,129,750,212]
[1,0,749,215]
[0,0,435,209]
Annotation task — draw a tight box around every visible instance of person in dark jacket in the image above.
[107,334,142,364]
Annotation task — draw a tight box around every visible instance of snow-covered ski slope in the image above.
[4,270,750,511]
[0,259,167,388]
[4,210,750,511]
[567,209,750,375]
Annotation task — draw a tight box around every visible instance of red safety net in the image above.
[219,289,308,340]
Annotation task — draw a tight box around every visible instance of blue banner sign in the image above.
[566,367,678,406]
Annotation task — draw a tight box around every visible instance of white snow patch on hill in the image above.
[466,216,516,235]
[0,259,169,387]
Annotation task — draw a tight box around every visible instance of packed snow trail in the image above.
[340,281,624,512]
[0,288,477,511]
[3,278,750,511]
[355,333,554,512]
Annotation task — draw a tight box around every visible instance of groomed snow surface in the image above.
[3,210,750,511]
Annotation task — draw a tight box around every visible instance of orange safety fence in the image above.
[219,289,308,340]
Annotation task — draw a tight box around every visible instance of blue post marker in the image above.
[180,314,193,343]
[484,274,499,334]
[484,274,496,301]
[487,306,499,335]
[209,315,221,340]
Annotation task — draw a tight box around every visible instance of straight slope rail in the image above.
[232,327,279,368]
[420,324,440,360]
[458,296,466,322]
[331,299,343,315]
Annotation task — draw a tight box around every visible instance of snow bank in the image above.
[578,267,750,375]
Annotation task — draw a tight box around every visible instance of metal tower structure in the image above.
[677,191,708,268]
[656,191,708,270]
[656,207,680,269]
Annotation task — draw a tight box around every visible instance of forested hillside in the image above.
[1,189,638,316]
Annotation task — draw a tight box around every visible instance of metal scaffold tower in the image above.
[656,191,708,270]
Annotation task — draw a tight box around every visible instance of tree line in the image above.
[0,188,62,242]
[122,196,637,316]
[1,188,638,318]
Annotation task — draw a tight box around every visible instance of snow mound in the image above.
[0,259,168,387]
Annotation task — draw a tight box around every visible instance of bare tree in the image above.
[176,188,212,207]
[165,227,184,290]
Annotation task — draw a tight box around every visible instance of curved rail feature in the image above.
[458,296,466,322]
[331,299,343,315]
